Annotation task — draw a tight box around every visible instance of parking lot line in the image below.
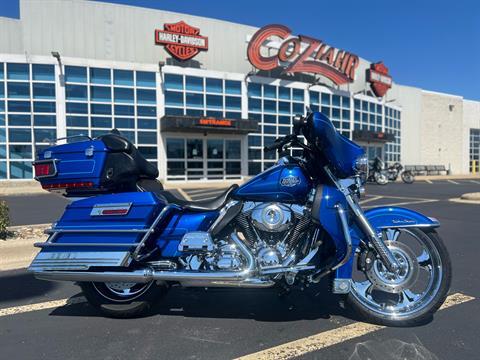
[234,292,475,360]
[470,180,480,185]
[425,179,433,184]
[359,195,384,205]
[0,296,86,318]
[447,180,460,185]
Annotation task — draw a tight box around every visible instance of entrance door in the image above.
[166,137,242,181]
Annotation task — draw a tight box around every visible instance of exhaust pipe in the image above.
[32,233,275,288]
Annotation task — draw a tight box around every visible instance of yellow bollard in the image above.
[473,160,477,175]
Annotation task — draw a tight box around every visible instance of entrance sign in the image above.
[367,62,392,97]
[155,21,208,61]
[247,24,360,85]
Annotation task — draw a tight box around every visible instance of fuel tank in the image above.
[233,164,312,202]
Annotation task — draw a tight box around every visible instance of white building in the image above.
[0,0,478,182]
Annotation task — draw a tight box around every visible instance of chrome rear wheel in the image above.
[348,228,450,326]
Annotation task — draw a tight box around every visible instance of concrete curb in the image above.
[0,237,41,271]
[449,198,480,205]
[460,192,480,201]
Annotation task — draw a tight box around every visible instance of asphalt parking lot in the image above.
[0,180,479,359]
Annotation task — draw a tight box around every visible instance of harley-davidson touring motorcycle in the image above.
[29,112,451,326]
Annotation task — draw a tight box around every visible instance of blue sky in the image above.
[1,0,479,100]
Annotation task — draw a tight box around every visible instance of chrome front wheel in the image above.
[348,228,451,326]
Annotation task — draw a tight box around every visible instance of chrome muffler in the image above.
[32,233,274,288]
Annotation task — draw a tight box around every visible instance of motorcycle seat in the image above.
[137,179,238,211]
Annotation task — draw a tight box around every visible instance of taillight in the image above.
[42,181,94,190]
[34,163,51,177]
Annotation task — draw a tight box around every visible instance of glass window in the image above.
[34,129,56,143]
[138,131,157,144]
[90,86,111,102]
[66,129,89,140]
[115,117,134,129]
[0,82,4,98]
[33,83,55,99]
[164,74,183,90]
[114,87,134,104]
[263,100,276,113]
[309,91,320,104]
[66,116,88,127]
[342,96,350,108]
[10,161,32,179]
[7,82,30,99]
[207,139,223,159]
[279,101,290,114]
[248,98,261,112]
[292,88,304,101]
[136,71,156,87]
[113,69,133,86]
[0,161,6,178]
[9,128,31,142]
[138,146,157,159]
[185,76,203,92]
[0,64,3,80]
[354,99,361,110]
[137,118,156,129]
[114,105,135,116]
[137,106,156,117]
[91,129,110,138]
[206,95,222,109]
[248,135,261,147]
[206,78,222,93]
[0,127,5,142]
[90,68,111,85]
[164,107,182,116]
[165,91,183,107]
[8,101,31,113]
[66,84,88,101]
[8,114,31,126]
[279,87,291,100]
[225,80,241,95]
[91,117,111,128]
[66,102,88,114]
[186,108,203,117]
[279,116,290,125]
[292,102,304,114]
[65,66,87,83]
[321,93,330,105]
[186,93,203,108]
[225,96,241,110]
[207,110,223,118]
[32,64,55,81]
[34,115,56,126]
[332,95,341,107]
[263,85,276,99]
[248,162,261,176]
[136,89,156,104]
[7,63,29,80]
[33,102,56,113]
[225,111,241,119]
[90,103,111,115]
[362,101,368,111]
[263,114,276,124]
[248,83,261,97]
[167,138,185,158]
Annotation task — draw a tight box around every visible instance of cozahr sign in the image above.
[247,24,360,85]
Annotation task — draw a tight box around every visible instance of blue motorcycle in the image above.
[29,112,451,326]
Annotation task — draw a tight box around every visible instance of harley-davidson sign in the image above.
[367,62,392,97]
[247,24,360,85]
[155,21,208,61]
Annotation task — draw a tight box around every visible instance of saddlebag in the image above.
[28,192,165,272]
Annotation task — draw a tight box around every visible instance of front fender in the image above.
[364,206,440,231]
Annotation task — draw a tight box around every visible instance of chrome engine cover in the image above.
[251,203,293,232]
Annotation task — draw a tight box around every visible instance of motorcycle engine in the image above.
[239,202,309,269]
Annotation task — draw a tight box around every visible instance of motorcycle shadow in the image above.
[51,278,364,323]
[0,270,59,304]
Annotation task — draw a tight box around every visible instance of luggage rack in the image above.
[34,204,180,260]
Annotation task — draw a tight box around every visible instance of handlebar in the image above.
[264,134,296,153]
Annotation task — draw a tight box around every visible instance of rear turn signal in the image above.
[42,182,94,190]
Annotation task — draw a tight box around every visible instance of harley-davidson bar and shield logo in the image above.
[155,21,209,61]
[367,62,392,97]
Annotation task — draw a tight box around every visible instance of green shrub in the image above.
[0,200,10,239]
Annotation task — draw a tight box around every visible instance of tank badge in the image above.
[280,175,301,187]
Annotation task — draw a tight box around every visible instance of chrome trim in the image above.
[332,204,353,271]
[132,204,181,261]
[208,200,238,232]
[90,203,132,217]
[45,228,149,234]
[34,242,138,248]
[28,251,131,272]
[332,278,352,294]
[324,166,400,273]
[33,158,59,180]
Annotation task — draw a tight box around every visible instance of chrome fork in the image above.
[324,167,401,273]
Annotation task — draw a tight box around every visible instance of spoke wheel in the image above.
[348,228,451,326]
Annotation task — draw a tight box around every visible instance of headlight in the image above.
[354,155,369,174]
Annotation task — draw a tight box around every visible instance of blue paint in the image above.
[365,206,440,230]
[310,112,364,177]
[233,164,311,202]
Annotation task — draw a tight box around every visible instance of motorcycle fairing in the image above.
[364,207,440,230]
